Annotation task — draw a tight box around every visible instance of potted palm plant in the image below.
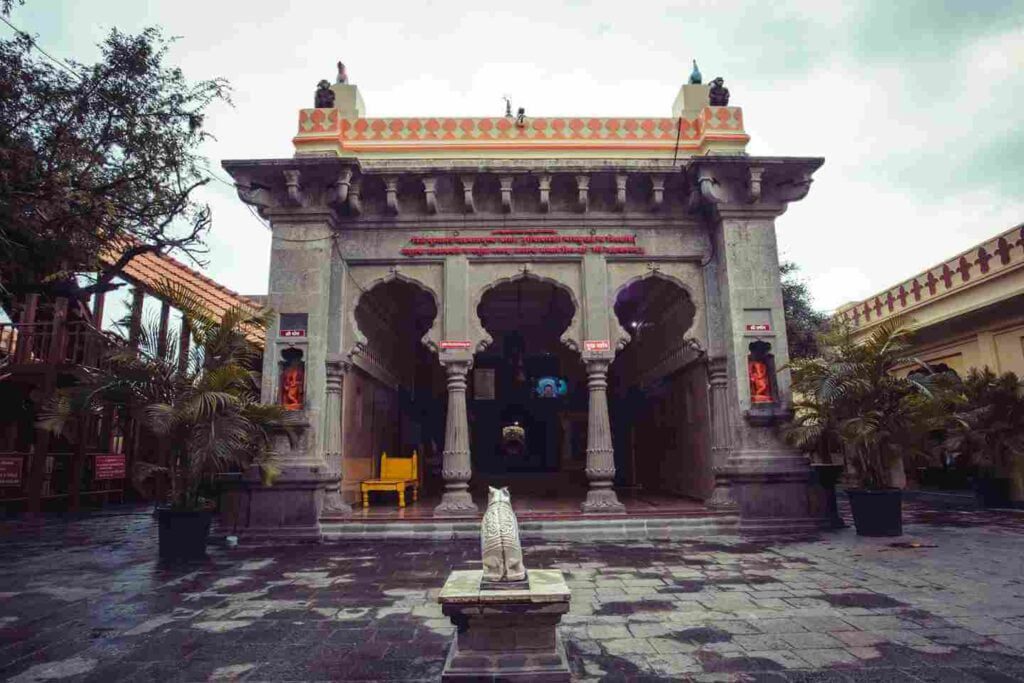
[950,368,1024,509]
[785,318,941,536]
[42,281,281,560]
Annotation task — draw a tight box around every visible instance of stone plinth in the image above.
[438,569,571,681]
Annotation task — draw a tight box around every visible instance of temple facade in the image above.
[220,71,825,539]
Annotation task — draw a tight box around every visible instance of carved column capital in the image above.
[383,175,400,215]
[283,169,303,206]
[650,174,666,213]
[330,167,353,209]
[575,174,590,213]
[344,177,361,216]
[538,173,551,213]
[499,175,513,213]
[614,173,627,212]
[460,175,475,213]
[746,166,764,203]
[422,175,438,214]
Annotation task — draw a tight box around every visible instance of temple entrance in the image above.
[470,277,587,498]
[346,277,445,503]
[609,275,713,501]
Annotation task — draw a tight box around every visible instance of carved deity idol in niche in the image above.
[279,350,305,411]
[481,486,526,583]
[748,358,773,404]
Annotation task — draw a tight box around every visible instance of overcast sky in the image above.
[7,0,1024,312]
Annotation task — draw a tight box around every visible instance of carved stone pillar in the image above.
[582,360,625,513]
[614,173,627,212]
[423,175,438,214]
[499,175,513,213]
[538,174,551,213]
[435,361,477,515]
[705,357,736,509]
[651,174,665,212]
[575,174,590,213]
[384,175,399,215]
[322,359,352,515]
[460,175,475,213]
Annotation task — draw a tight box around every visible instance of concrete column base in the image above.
[218,465,336,542]
[725,450,821,525]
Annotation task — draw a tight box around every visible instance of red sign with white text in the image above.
[281,329,306,338]
[584,340,611,352]
[0,457,23,486]
[94,454,126,480]
[745,324,771,332]
[440,340,473,351]
[401,230,643,257]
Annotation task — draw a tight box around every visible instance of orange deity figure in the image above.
[748,358,773,404]
[279,352,305,411]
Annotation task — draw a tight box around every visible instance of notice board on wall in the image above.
[0,457,23,487]
[94,454,126,480]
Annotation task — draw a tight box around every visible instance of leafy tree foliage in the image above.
[780,261,828,360]
[0,20,229,307]
[947,368,1024,500]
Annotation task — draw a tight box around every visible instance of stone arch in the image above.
[347,268,441,362]
[471,270,582,356]
[610,270,699,353]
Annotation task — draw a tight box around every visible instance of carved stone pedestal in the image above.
[438,569,571,681]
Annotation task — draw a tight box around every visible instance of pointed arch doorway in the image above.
[471,275,588,499]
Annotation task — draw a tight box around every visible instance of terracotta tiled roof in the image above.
[99,249,266,346]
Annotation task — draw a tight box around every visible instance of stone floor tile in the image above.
[601,637,655,655]
[780,632,847,650]
[743,648,810,669]
[796,647,861,667]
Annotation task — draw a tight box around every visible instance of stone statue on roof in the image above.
[709,77,730,106]
[336,61,348,84]
[315,80,335,108]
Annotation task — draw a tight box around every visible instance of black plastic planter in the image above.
[157,507,213,561]
[846,488,902,537]
[975,478,1013,509]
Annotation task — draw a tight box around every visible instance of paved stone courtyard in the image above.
[2,499,1024,682]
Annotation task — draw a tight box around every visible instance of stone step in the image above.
[320,514,742,541]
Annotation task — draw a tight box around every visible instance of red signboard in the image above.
[281,329,306,338]
[94,454,126,480]
[0,457,23,487]
[584,340,610,352]
[440,340,473,351]
[745,324,771,332]
[401,229,644,257]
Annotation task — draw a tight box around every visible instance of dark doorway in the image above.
[609,275,712,500]
[471,277,586,490]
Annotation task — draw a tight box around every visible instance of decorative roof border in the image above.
[293,107,747,155]
[835,223,1024,330]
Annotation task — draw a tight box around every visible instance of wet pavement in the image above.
[1,500,1024,681]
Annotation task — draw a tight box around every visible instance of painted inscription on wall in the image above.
[400,229,643,257]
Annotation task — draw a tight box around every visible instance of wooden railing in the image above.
[0,321,122,368]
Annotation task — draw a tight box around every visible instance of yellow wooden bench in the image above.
[360,451,419,508]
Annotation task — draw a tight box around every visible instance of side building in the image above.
[835,223,1024,378]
